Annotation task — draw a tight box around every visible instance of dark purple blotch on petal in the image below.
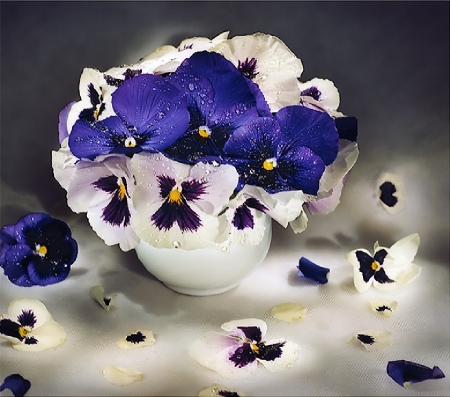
[218,390,240,397]
[297,257,330,284]
[357,334,375,345]
[301,86,321,101]
[0,374,31,397]
[229,342,256,368]
[126,331,146,344]
[355,249,392,284]
[379,181,398,208]
[376,305,392,313]
[24,336,38,345]
[256,341,285,362]
[238,57,259,80]
[151,200,202,232]
[237,326,262,342]
[0,319,25,340]
[17,310,36,328]
[387,360,445,388]
[233,197,268,229]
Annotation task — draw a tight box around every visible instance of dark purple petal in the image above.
[151,200,202,232]
[58,101,75,143]
[387,360,445,387]
[297,257,330,284]
[374,248,388,264]
[2,245,34,287]
[0,319,25,340]
[157,175,177,199]
[181,179,208,201]
[275,105,339,166]
[355,250,376,283]
[237,326,262,342]
[232,204,255,230]
[373,267,395,284]
[229,342,256,368]
[256,341,285,362]
[17,310,37,328]
[0,374,31,397]
[244,198,267,212]
[379,181,398,208]
[24,337,38,345]
[335,116,358,142]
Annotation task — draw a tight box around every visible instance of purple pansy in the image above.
[223,105,339,194]
[163,51,269,164]
[0,374,31,397]
[68,73,189,160]
[131,152,238,249]
[387,360,445,388]
[189,318,299,379]
[297,257,330,284]
[0,213,78,287]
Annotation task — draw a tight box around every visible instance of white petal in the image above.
[289,209,309,234]
[388,233,420,263]
[13,320,66,352]
[102,366,143,386]
[370,300,398,318]
[198,383,246,397]
[259,340,300,372]
[51,138,78,191]
[117,330,155,349]
[189,331,257,379]
[374,257,422,290]
[6,298,52,329]
[221,318,267,339]
[299,78,340,112]
[270,303,308,322]
[89,285,117,311]
[351,329,392,352]
[345,249,374,293]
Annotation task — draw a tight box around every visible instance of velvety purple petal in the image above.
[229,343,257,368]
[58,101,76,143]
[297,257,330,284]
[335,116,358,142]
[2,244,34,286]
[27,257,71,286]
[12,213,49,244]
[387,360,445,387]
[275,105,339,166]
[0,374,31,397]
[1,224,17,245]
[237,326,262,342]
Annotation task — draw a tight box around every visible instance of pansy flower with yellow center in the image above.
[346,234,422,293]
[131,152,238,250]
[0,213,77,287]
[65,154,139,251]
[0,298,66,352]
[189,318,299,379]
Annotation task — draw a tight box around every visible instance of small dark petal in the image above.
[237,326,262,342]
[335,116,358,142]
[357,334,375,345]
[0,319,24,340]
[256,341,285,362]
[376,305,392,313]
[297,257,330,284]
[355,251,376,283]
[374,249,388,265]
[374,267,395,284]
[126,331,146,344]
[229,343,256,368]
[17,310,37,328]
[0,373,31,397]
[103,298,111,306]
[232,204,254,230]
[379,181,398,208]
[387,360,445,387]
[24,336,38,345]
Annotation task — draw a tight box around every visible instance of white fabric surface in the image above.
[1,2,449,396]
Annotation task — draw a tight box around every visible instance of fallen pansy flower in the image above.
[387,360,445,388]
[189,318,299,379]
[198,383,246,397]
[117,329,155,349]
[270,302,308,322]
[102,366,143,386]
[0,298,66,352]
[297,257,330,284]
[370,300,398,318]
[349,329,392,351]
[345,233,421,293]
[0,374,31,397]
[89,284,117,311]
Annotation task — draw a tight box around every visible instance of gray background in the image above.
[1,1,449,261]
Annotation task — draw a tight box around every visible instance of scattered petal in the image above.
[0,298,66,352]
[89,285,117,311]
[387,360,445,388]
[370,300,398,318]
[270,302,308,322]
[377,172,405,214]
[198,383,246,397]
[0,374,31,397]
[102,366,143,386]
[297,257,330,284]
[117,330,155,349]
[349,329,392,351]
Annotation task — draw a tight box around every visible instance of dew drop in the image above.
[172,241,181,248]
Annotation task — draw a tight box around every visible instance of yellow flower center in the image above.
[263,158,277,171]
[198,126,211,138]
[18,326,30,338]
[371,261,380,271]
[250,343,260,354]
[35,244,47,257]
[169,187,182,204]
[124,137,137,148]
[118,179,127,200]
[93,107,100,120]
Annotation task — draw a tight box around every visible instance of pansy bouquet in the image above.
[52,32,359,251]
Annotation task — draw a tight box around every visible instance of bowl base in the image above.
[163,282,239,296]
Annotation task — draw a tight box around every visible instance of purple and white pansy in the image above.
[346,233,422,293]
[52,32,358,252]
[0,298,66,352]
[189,318,299,379]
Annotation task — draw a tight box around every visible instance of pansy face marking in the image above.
[0,309,38,345]
[238,57,258,80]
[78,83,105,122]
[93,175,131,227]
[232,197,267,230]
[355,249,394,284]
[151,175,207,232]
